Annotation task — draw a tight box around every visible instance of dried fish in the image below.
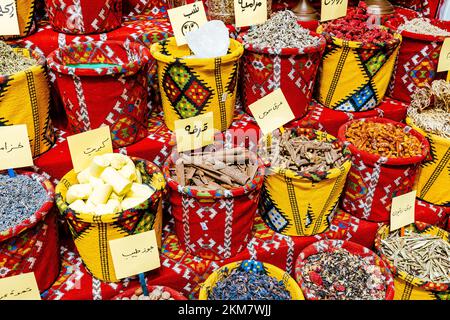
[380,230,450,283]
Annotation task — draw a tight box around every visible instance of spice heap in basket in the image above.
[170,147,258,190]
[66,153,154,215]
[0,174,48,232]
[0,41,37,74]
[397,18,450,37]
[119,287,175,301]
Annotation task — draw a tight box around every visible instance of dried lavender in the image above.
[397,18,450,37]
[380,230,450,283]
[0,41,37,75]
[208,268,291,300]
[0,175,48,233]
[300,249,387,300]
[242,10,321,49]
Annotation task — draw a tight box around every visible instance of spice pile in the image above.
[380,230,450,283]
[171,147,258,190]
[262,131,346,175]
[408,80,450,139]
[0,41,37,75]
[242,10,321,49]
[322,2,394,43]
[397,18,450,37]
[0,174,48,233]
[118,286,176,300]
[299,249,387,300]
[67,153,154,215]
[208,268,291,300]
[345,121,423,158]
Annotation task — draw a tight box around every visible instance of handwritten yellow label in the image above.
[234,0,268,28]
[248,88,295,135]
[321,0,348,22]
[0,125,33,171]
[174,112,215,153]
[438,38,450,72]
[390,190,416,232]
[67,126,113,173]
[0,273,41,300]
[168,1,208,46]
[0,0,20,36]
[109,230,161,280]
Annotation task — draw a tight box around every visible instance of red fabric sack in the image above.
[338,118,429,222]
[237,31,326,120]
[0,171,59,292]
[386,18,450,103]
[45,0,123,34]
[123,0,168,17]
[162,154,266,261]
[47,41,151,148]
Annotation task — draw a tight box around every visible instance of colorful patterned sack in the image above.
[315,25,402,112]
[47,41,151,148]
[151,37,244,132]
[123,0,168,17]
[0,47,55,157]
[0,171,59,292]
[44,0,122,34]
[237,31,326,120]
[199,260,304,300]
[55,158,166,282]
[0,0,37,40]
[259,128,352,236]
[162,154,265,261]
[391,0,441,18]
[294,239,395,300]
[386,19,450,103]
[405,117,450,206]
[338,118,429,222]
[375,221,450,300]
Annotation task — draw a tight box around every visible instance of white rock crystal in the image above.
[185,20,230,59]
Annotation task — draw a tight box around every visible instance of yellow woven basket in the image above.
[150,37,244,132]
[55,158,166,282]
[406,117,450,206]
[199,260,304,300]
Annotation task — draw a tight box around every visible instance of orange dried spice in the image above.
[345,121,422,158]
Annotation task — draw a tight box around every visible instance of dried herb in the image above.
[0,41,37,75]
[300,249,387,300]
[397,18,450,37]
[381,230,450,283]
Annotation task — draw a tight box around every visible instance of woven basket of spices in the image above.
[385,18,450,103]
[237,10,326,121]
[150,37,244,132]
[55,157,166,282]
[315,3,402,112]
[199,260,304,300]
[295,239,395,300]
[162,147,265,261]
[338,118,429,222]
[0,171,60,292]
[0,0,37,40]
[113,284,187,300]
[0,42,55,157]
[375,221,450,300]
[258,127,351,237]
[44,0,122,34]
[47,41,151,148]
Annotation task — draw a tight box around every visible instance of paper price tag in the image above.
[234,0,268,28]
[168,1,208,46]
[321,0,348,22]
[248,88,295,135]
[174,112,215,153]
[390,190,416,232]
[438,38,450,72]
[0,0,20,36]
[109,230,161,280]
[0,273,41,300]
[67,126,113,173]
[0,125,33,171]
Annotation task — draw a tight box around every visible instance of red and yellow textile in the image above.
[0,171,59,292]
[338,118,429,222]
[237,31,326,120]
[44,0,123,34]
